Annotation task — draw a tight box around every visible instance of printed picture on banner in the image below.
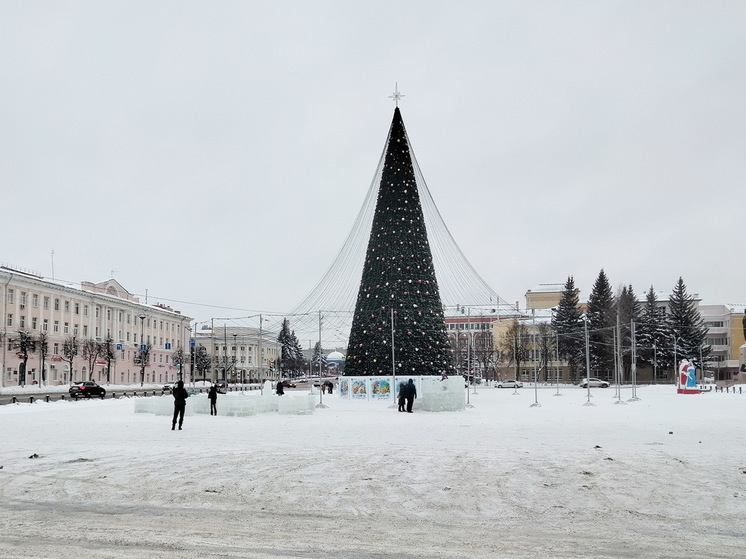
[352,380,367,399]
[339,379,349,397]
[371,379,391,399]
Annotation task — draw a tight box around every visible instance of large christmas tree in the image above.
[344,108,455,377]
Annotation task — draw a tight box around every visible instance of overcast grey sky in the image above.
[2,1,745,324]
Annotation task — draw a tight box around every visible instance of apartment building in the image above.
[1,264,192,387]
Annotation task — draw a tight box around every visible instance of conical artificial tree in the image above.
[345,108,455,377]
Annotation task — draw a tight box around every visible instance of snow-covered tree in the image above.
[668,277,710,374]
[586,270,615,379]
[552,276,585,382]
[615,285,640,382]
[635,286,672,382]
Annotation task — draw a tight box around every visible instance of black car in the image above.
[69,381,106,398]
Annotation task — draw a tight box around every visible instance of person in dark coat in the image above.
[207,384,218,416]
[276,380,285,395]
[402,378,417,413]
[172,380,189,430]
[397,381,406,412]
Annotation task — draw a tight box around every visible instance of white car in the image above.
[579,377,610,388]
[496,380,524,389]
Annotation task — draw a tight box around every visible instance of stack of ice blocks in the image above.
[418,376,465,412]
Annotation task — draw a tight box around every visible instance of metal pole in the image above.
[554,328,561,396]
[530,310,540,407]
[258,315,263,383]
[316,310,328,408]
[628,320,640,401]
[583,318,593,406]
[389,307,398,409]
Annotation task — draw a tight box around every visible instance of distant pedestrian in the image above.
[397,381,406,412]
[208,384,218,416]
[402,378,417,413]
[172,380,189,430]
[276,380,285,396]
[325,380,334,394]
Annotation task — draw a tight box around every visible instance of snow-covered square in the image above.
[0,385,744,558]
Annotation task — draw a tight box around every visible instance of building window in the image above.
[20,316,25,328]
[95,307,99,318]
[53,343,59,355]
[118,311,123,322]
[73,324,79,336]
[31,317,37,330]
[7,289,14,304]
[75,303,80,315]
[6,314,12,327]
[54,298,60,311]
[43,296,50,310]
[64,301,70,313]
[84,305,88,316]
[64,322,69,334]
[83,325,88,337]
[95,327,99,337]
[20,292,27,309]
[43,319,48,332]
[54,320,59,333]
[32,294,38,308]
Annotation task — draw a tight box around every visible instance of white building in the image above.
[192,325,281,383]
[1,264,192,387]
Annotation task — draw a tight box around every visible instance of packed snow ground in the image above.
[0,385,744,559]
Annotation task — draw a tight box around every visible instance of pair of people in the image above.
[398,378,417,413]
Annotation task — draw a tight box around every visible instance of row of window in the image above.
[5,290,178,333]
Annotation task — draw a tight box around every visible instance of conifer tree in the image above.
[635,286,672,382]
[345,108,454,376]
[586,269,615,379]
[615,285,640,382]
[668,277,710,373]
[552,276,585,382]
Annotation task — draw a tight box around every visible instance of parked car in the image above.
[69,381,106,398]
[279,380,296,388]
[215,381,228,393]
[496,379,524,389]
[162,382,177,393]
[579,377,610,388]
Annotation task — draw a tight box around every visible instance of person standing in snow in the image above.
[172,380,189,430]
[207,384,218,416]
[402,378,417,413]
[397,381,406,412]
[276,380,284,396]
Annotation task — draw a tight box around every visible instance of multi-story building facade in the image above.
[192,325,281,383]
[1,264,192,387]
[699,304,745,382]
